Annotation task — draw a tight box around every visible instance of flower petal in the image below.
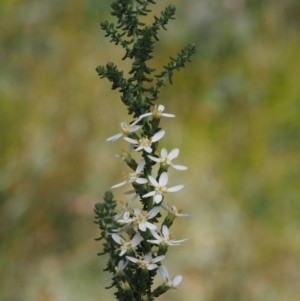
[136,159,146,173]
[124,137,137,144]
[147,264,159,270]
[112,234,123,245]
[154,194,163,204]
[167,185,184,192]
[148,175,158,187]
[107,132,123,142]
[162,225,169,237]
[162,113,175,118]
[145,222,157,230]
[159,265,169,279]
[111,181,127,189]
[138,222,147,232]
[151,130,165,143]
[135,178,148,184]
[148,155,161,163]
[142,191,156,198]
[129,125,140,132]
[160,148,168,158]
[171,163,188,170]
[159,172,168,186]
[172,275,183,286]
[168,148,179,160]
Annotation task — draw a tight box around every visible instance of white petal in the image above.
[131,119,141,126]
[133,208,141,215]
[107,132,123,142]
[124,137,137,144]
[147,239,160,245]
[112,234,123,245]
[136,159,146,173]
[138,112,153,119]
[148,155,161,163]
[167,185,184,192]
[135,145,144,152]
[148,206,160,217]
[128,193,138,204]
[119,249,126,256]
[168,148,179,160]
[147,264,158,270]
[126,256,138,263]
[144,146,153,153]
[160,148,168,158]
[132,232,142,246]
[145,222,157,230]
[172,275,182,286]
[148,175,158,187]
[129,125,140,132]
[159,172,168,186]
[138,222,147,232]
[151,130,165,143]
[154,194,163,204]
[159,265,169,279]
[135,178,148,184]
[111,181,127,189]
[142,191,156,198]
[123,211,130,220]
[153,255,165,263]
[119,260,128,269]
[162,225,169,237]
[171,163,188,170]
[150,229,161,240]
[157,104,165,111]
[161,113,175,118]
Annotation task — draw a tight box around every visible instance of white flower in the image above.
[126,252,165,270]
[148,148,187,170]
[111,159,148,189]
[107,120,140,142]
[142,172,184,204]
[159,265,182,288]
[161,204,192,218]
[138,105,175,119]
[124,130,165,153]
[118,207,160,232]
[112,232,143,256]
[147,225,188,246]
[105,260,128,281]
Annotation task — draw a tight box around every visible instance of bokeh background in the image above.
[1,0,300,300]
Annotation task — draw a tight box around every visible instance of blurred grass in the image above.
[1,0,300,300]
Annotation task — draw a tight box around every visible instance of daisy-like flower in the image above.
[118,207,160,232]
[112,232,142,256]
[159,265,182,288]
[105,260,128,281]
[161,204,192,218]
[142,172,184,204]
[111,159,148,189]
[126,252,165,270]
[147,225,188,246]
[148,148,188,170]
[107,120,140,142]
[138,105,175,120]
[124,130,165,153]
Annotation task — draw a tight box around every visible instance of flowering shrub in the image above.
[94,1,195,300]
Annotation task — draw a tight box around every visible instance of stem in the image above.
[132,0,145,106]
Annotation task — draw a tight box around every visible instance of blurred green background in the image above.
[1,0,300,300]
